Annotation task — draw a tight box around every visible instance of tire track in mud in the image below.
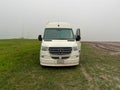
[88,42,120,55]
[81,65,92,81]
[80,65,99,90]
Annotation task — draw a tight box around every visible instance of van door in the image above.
[76,28,81,51]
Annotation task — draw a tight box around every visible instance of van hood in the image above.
[42,40,77,47]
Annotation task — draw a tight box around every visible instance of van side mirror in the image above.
[76,35,81,41]
[38,35,42,41]
[76,28,81,41]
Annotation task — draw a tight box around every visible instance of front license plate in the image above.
[57,59,64,64]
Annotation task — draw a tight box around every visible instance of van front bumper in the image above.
[40,58,79,66]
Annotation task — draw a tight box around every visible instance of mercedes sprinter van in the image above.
[38,22,81,66]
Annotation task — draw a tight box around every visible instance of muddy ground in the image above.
[85,42,120,55]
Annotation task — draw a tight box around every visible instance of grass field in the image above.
[0,39,120,90]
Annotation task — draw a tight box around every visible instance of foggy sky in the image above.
[0,0,120,41]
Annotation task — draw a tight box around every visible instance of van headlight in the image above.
[41,46,48,51]
[72,46,78,51]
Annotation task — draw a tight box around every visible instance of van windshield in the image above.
[43,28,75,40]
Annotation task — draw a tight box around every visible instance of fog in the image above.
[0,0,120,41]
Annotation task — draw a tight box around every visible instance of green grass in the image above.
[0,39,120,90]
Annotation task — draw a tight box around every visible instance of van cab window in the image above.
[43,28,74,40]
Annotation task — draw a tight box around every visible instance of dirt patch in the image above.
[87,42,120,55]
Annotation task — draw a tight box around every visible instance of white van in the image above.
[38,22,81,66]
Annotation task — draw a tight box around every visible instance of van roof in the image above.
[45,22,72,28]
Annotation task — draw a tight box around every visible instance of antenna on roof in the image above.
[58,17,60,27]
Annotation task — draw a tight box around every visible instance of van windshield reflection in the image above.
[43,28,75,40]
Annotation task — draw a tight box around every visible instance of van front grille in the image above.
[49,47,72,55]
[51,56,69,59]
